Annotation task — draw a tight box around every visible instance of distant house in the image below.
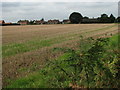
[35,20,45,25]
[17,20,29,25]
[0,20,20,26]
[0,20,5,25]
[47,20,60,24]
[82,18,100,23]
[62,19,70,24]
[5,23,12,25]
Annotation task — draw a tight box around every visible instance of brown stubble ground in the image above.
[2,24,114,44]
[2,24,118,86]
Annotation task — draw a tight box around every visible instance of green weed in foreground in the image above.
[109,34,119,48]
[6,34,119,88]
[6,73,47,88]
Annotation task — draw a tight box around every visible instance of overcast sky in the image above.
[1,2,118,23]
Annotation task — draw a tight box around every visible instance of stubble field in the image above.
[2,24,118,87]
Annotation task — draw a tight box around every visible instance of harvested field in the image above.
[2,24,117,44]
[2,24,118,87]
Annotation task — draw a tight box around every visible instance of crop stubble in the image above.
[2,24,118,86]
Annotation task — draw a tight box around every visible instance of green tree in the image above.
[29,20,34,25]
[69,12,83,24]
[100,14,110,23]
[117,17,120,23]
[83,16,89,19]
[109,14,115,23]
[41,18,44,21]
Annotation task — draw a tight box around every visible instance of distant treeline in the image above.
[17,12,120,25]
[0,23,20,26]
[1,12,119,26]
[69,12,119,24]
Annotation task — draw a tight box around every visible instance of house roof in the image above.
[48,20,59,22]
[63,19,70,22]
[0,20,5,24]
[35,20,44,23]
[18,20,29,22]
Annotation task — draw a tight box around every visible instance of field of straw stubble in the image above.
[2,24,118,86]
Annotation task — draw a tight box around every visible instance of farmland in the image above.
[2,24,118,87]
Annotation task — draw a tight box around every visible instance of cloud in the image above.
[1,2,118,22]
[1,0,120,2]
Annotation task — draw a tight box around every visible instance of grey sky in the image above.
[1,2,118,23]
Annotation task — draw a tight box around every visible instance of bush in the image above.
[40,36,119,88]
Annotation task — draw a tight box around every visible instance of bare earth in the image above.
[2,24,118,86]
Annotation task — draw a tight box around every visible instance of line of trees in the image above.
[69,12,119,24]
[98,14,116,23]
